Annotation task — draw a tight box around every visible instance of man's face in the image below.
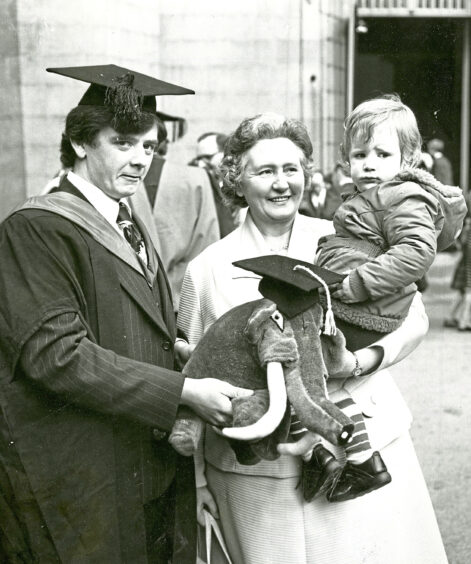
[78,124,158,200]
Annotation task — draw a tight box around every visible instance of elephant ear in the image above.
[244,298,278,345]
[320,328,348,376]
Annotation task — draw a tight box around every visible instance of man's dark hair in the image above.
[60,105,167,168]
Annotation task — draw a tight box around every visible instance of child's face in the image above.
[348,123,402,192]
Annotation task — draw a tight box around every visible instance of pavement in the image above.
[389,251,471,564]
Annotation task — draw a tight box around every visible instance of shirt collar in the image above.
[67,171,122,230]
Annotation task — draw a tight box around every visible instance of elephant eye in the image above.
[270,310,284,331]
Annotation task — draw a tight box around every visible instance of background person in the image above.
[0,65,250,563]
[189,131,239,237]
[177,112,447,563]
[444,203,471,331]
[130,153,220,314]
[427,137,454,186]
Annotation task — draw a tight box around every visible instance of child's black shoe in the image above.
[326,451,391,502]
[299,444,343,502]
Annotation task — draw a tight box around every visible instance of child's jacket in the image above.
[317,168,467,332]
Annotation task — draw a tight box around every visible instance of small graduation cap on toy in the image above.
[233,255,345,334]
[47,64,194,126]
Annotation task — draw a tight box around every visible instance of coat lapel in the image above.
[116,262,171,340]
[16,190,172,339]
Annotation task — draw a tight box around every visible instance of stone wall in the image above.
[160,0,350,171]
[0,0,350,220]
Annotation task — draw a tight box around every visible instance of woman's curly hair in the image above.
[60,105,167,168]
[219,113,314,208]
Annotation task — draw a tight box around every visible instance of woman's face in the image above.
[237,138,306,231]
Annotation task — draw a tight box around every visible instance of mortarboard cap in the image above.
[156,111,188,142]
[233,255,345,318]
[47,64,194,124]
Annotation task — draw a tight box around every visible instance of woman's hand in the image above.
[328,346,383,379]
[197,485,219,526]
[174,339,196,369]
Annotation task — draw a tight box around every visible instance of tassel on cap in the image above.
[293,265,337,335]
[104,72,144,126]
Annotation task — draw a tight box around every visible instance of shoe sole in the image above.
[328,472,392,502]
[317,461,343,496]
[302,460,344,502]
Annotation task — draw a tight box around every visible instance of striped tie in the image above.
[117,203,146,261]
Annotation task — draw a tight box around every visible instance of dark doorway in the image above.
[355,18,464,184]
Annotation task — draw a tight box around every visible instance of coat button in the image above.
[162,340,171,351]
[153,429,167,441]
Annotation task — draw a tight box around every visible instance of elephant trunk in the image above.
[221,362,287,441]
[284,362,354,446]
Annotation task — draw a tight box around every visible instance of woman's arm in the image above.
[329,293,428,378]
[367,292,428,372]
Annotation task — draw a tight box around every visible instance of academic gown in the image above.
[0,179,196,563]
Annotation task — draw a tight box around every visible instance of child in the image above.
[315,94,467,502]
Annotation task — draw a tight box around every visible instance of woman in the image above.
[177,113,448,563]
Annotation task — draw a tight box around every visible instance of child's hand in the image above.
[330,276,358,304]
[277,432,322,461]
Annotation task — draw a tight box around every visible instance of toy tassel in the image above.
[293,265,337,336]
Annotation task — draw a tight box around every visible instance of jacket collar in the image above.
[230,211,322,279]
[15,187,159,286]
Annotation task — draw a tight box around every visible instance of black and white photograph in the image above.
[0,1,470,562]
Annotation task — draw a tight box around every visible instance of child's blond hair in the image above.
[341,94,422,169]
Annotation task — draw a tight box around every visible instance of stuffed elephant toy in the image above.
[169,298,354,465]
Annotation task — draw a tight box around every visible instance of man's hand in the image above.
[180,378,253,426]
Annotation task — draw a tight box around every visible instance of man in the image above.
[427,137,454,186]
[188,132,238,237]
[130,121,221,313]
[0,65,249,563]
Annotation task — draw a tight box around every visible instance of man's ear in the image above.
[70,140,87,160]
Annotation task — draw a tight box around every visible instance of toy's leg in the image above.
[228,390,267,465]
[231,389,270,427]
[230,390,290,462]
[250,404,290,461]
[168,406,205,456]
